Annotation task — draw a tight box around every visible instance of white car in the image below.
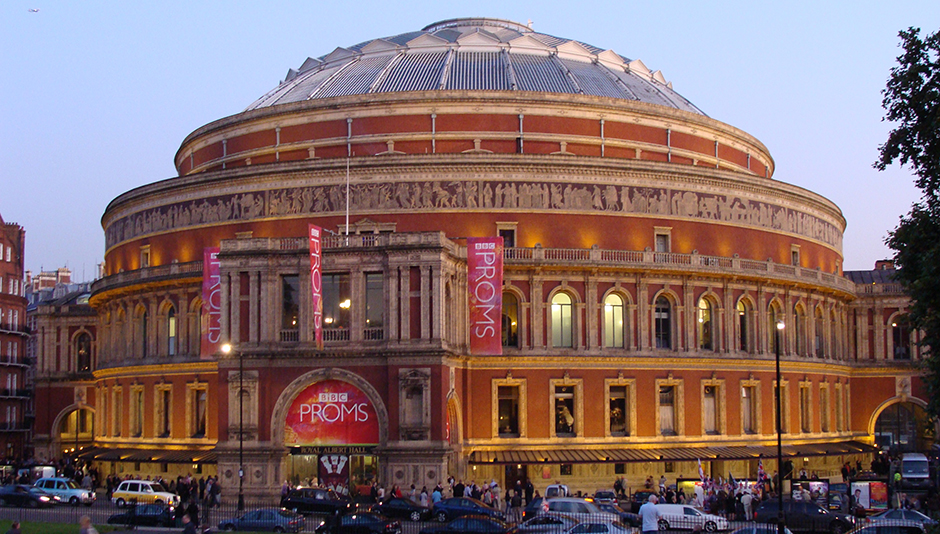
[655,504,729,532]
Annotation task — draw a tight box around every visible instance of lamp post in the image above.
[221,343,245,511]
[775,320,785,534]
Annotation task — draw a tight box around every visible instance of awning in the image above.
[468,441,878,465]
[74,447,217,464]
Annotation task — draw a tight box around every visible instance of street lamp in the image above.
[775,320,785,534]
[221,343,245,512]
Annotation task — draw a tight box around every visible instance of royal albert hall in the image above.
[79,18,926,497]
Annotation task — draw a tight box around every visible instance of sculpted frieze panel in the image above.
[105,178,842,250]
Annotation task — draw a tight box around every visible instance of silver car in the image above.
[33,477,95,506]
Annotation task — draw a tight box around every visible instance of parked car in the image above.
[630,492,656,513]
[568,521,635,534]
[522,497,547,521]
[374,497,432,521]
[107,503,175,527]
[432,497,506,522]
[510,512,580,534]
[847,521,925,534]
[320,511,402,534]
[0,484,56,508]
[420,515,513,534]
[655,503,729,532]
[34,477,96,506]
[754,500,857,534]
[730,525,794,534]
[281,487,353,516]
[541,498,621,524]
[594,490,618,504]
[866,510,937,527]
[218,508,306,532]
[596,502,641,527]
[28,486,62,505]
[111,479,180,507]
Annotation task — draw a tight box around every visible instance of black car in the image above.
[320,512,402,534]
[630,491,656,513]
[282,487,353,516]
[219,508,306,532]
[0,484,56,508]
[374,497,432,521]
[522,497,546,521]
[432,497,506,522]
[755,500,856,534]
[107,503,176,527]
[420,515,512,534]
[596,502,641,527]
[511,512,581,534]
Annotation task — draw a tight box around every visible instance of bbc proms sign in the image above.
[467,237,503,355]
[284,380,379,447]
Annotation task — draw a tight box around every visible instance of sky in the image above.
[2,1,938,281]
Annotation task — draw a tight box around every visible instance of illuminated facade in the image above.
[70,18,926,496]
[0,214,29,461]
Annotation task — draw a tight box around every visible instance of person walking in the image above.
[639,494,662,534]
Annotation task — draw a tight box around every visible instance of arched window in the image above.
[737,300,751,353]
[502,292,519,348]
[814,309,825,357]
[551,293,573,348]
[769,303,782,354]
[76,333,91,372]
[893,316,911,360]
[167,306,177,356]
[697,298,713,351]
[604,294,625,348]
[655,296,672,349]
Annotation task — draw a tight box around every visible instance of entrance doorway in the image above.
[504,464,528,495]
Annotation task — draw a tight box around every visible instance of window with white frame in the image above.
[551,292,573,348]
[604,294,625,348]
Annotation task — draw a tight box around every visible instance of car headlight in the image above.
[40,496,50,502]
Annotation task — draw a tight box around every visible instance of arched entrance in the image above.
[53,405,94,456]
[271,369,388,497]
[873,400,932,453]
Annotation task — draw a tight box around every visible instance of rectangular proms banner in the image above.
[309,224,323,350]
[468,237,503,355]
[200,247,222,358]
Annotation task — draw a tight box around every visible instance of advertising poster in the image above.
[285,380,379,446]
[200,247,222,358]
[309,224,323,350]
[792,480,829,508]
[319,454,350,495]
[467,237,503,355]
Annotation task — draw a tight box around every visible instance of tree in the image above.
[877,27,940,417]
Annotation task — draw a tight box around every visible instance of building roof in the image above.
[246,18,704,115]
[843,268,898,285]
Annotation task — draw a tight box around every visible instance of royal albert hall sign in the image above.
[284,380,380,447]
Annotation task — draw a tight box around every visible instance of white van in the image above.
[900,453,933,490]
[655,503,729,532]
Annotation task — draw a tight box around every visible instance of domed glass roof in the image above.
[246,18,705,115]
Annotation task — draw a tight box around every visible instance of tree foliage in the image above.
[878,27,940,418]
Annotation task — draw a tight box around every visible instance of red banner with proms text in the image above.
[309,224,323,350]
[200,247,222,358]
[468,237,503,355]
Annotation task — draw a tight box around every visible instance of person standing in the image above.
[79,516,99,534]
[182,514,197,534]
[639,494,662,534]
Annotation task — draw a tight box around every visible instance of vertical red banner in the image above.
[309,225,323,350]
[468,237,503,355]
[201,247,222,358]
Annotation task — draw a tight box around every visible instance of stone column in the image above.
[531,276,544,349]
[249,271,259,343]
[586,277,598,349]
[638,280,649,351]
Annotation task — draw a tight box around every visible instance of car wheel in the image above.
[69,496,80,506]
[410,511,422,522]
[830,522,846,534]
[155,499,164,505]
[274,527,286,533]
[117,498,126,507]
[704,522,717,533]
[437,511,448,522]
[28,499,38,508]
[222,524,236,531]
[659,520,669,531]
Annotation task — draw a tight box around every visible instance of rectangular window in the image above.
[497,386,519,437]
[281,275,300,331]
[323,274,351,330]
[660,386,676,435]
[742,386,756,434]
[774,383,788,433]
[703,385,718,434]
[132,388,144,437]
[498,228,516,248]
[365,273,384,337]
[609,385,629,436]
[140,245,151,268]
[655,233,670,253]
[560,464,573,476]
[614,463,626,475]
[156,387,172,438]
[554,386,576,437]
[820,387,830,432]
[835,386,844,432]
[190,385,208,438]
[113,387,123,437]
[800,386,811,433]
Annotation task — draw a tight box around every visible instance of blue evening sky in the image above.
[2,1,938,280]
